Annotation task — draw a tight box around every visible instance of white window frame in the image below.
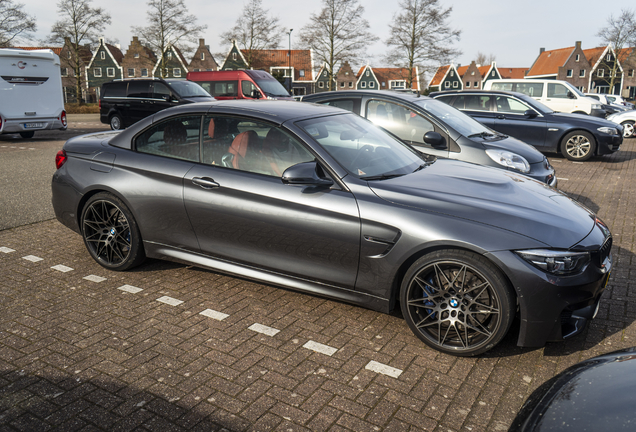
[134,53,139,59]
[100,51,105,60]
[94,67,102,77]
[271,67,292,77]
[106,67,115,77]
[318,81,324,88]
[361,81,367,88]
[299,69,305,77]
[445,81,451,88]
[127,68,135,77]
[598,69,605,77]
[606,54,612,61]
[575,54,580,62]
[173,68,181,77]
[167,51,173,59]
[61,67,68,77]
[369,81,375,88]
[566,69,573,78]
[389,80,406,90]
[579,69,585,78]
[453,81,458,88]
[466,81,471,88]
[201,52,205,60]
[141,68,148,77]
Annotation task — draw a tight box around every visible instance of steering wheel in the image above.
[350,145,375,172]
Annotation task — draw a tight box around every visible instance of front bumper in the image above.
[590,108,607,118]
[528,157,557,188]
[596,131,623,155]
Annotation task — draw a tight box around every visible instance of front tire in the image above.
[109,113,123,130]
[400,250,515,356]
[19,131,35,139]
[621,121,635,138]
[561,131,596,161]
[81,193,145,271]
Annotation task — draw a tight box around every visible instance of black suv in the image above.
[99,78,215,130]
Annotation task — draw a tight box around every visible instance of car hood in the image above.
[473,134,545,164]
[548,111,618,127]
[369,159,594,248]
[607,110,636,123]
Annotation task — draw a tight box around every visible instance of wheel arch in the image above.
[558,128,598,156]
[76,187,139,234]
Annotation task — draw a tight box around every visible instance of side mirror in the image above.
[524,109,538,118]
[282,161,333,186]
[251,89,263,99]
[423,131,447,149]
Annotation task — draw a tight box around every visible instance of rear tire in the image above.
[561,131,596,161]
[109,113,123,130]
[19,131,35,139]
[621,121,635,138]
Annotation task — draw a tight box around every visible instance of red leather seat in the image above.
[228,130,259,170]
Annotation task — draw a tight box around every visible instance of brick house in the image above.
[617,48,636,99]
[189,39,218,72]
[85,37,123,101]
[335,61,356,91]
[247,49,314,96]
[526,42,595,92]
[457,61,489,89]
[153,45,189,79]
[121,36,157,79]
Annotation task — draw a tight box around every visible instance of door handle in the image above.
[497,115,505,119]
[192,177,220,189]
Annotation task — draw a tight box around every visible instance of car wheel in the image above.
[561,131,596,161]
[19,131,35,139]
[81,193,145,271]
[109,113,123,130]
[400,249,515,356]
[621,121,635,138]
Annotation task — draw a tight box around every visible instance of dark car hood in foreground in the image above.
[510,347,636,431]
[473,134,545,164]
[370,159,594,248]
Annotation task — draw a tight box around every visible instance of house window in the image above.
[201,52,205,60]
[134,53,139,58]
[299,69,305,77]
[127,68,135,77]
[575,54,580,62]
[318,81,324,88]
[361,81,367,88]
[445,81,451,88]
[629,70,635,77]
[167,51,172,59]
[107,67,115,77]
[492,71,496,76]
[349,82,353,87]
[471,71,475,75]
[232,52,237,61]
[340,81,345,87]
[365,70,369,76]
[579,69,585,78]
[94,67,102,77]
[164,68,169,76]
[369,81,375,88]
[466,81,471,88]
[194,68,200,72]
[566,69,573,78]
[61,67,68,77]
[67,51,71,59]
[606,54,611,61]
[474,81,478,87]
[453,81,458,88]
[450,70,454,77]
[173,68,181,77]
[272,67,291,77]
[598,69,604,77]
[100,51,105,60]
[141,68,148,77]
[390,80,406,90]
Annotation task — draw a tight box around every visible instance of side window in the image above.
[318,98,360,114]
[496,96,530,114]
[135,116,202,162]
[202,116,313,177]
[548,83,569,99]
[103,82,126,98]
[152,82,171,100]
[463,95,491,111]
[212,81,238,97]
[516,82,543,98]
[366,100,434,145]
[434,95,456,107]
[490,82,513,91]
[241,80,258,98]
[127,81,150,98]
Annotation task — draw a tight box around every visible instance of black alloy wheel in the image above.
[400,250,515,356]
[109,113,123,130]
[81,193,145,271]
[561,131,596,161]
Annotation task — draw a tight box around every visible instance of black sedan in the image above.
[510,348,636,431]
[52,100,612,356]
[301,91,556,187]
[431,90,623,161]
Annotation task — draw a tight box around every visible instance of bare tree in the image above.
[384,0,461,89]
[220,0,283,68]
[299,0,378,91]
[596,9,636,94]
[475,52,496,66]
[132,0,207,77]
[49,0,111,104]
[0,0,36,47]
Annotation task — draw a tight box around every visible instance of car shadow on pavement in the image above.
[0,370,246,431]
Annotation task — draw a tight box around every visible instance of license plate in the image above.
[24,122,44,129]
[603,271,611,289]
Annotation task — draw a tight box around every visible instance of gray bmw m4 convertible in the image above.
[52,100,612,356]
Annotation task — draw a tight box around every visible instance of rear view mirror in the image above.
[423,131,447,149]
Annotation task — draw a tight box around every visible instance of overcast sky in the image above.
[23,0,636,79]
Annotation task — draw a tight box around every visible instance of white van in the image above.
[0,48,67,138]
[484,79,605,118]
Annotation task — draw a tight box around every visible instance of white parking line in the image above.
[199,309,228,320]
[51,264,73,272]
[156,296,183,306]
[83,275,106,283]
[365,360,403,378]
[117,284,143,294]
[248,323,280,336]
[556,177,569,181]
[22,255,43,262]
[303,340,338,356]
[0,247,15,253]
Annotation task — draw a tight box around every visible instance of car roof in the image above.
[304,90,431,104]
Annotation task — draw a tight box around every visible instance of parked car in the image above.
[607,110,636,138]
[509,347,636,431]
[301,90,556,186]
[187,69,293,101]
[52,100,612,356]
[584,93,630,117]
[0,48,67,138]
[603,94,634,110]
[99,78,215,130]
[431,90,623,161]
[483,79,605,118]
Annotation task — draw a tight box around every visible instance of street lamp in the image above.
[287,29,293,93]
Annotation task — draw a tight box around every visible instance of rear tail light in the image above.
[60,110,67,127]
[99,99,101,109]
[55,149,67,169]
[0,116,3,131]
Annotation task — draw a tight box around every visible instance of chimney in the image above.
[575,41,581,49]
[199,38,205,47]
[540,48,545,54]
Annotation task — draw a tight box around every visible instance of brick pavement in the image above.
[1,138,635,431]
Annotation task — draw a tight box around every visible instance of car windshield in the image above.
[253,78,290,98]
[296,113,428,180]
[167,81,211,97]
[413,98,493,137]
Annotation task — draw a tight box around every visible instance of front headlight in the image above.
[485,149,530,173]
[516,249,590,276]
[597,126,618,135]
[592,103,602,110]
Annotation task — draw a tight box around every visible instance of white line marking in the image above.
[249,323,280,336]
[199,309,228,320]
[303,340,337,356]
[51,264,73,272]
[83,275,106,283]
[117,284,143,294]
[556,177,569,181]
[572,162,584,164]
[365,360,403,378]
[0,247,15,253]
[22,255,43,262]
[156,296,183,306]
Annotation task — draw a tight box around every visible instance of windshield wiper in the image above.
[360,173,405,181]
[468,131,497,139]
[413,162,432,173]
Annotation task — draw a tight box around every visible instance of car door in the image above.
[546,83,575,113]
[493,95,547,148]
[126,80,153,123]
[150,81,177,114]
[183,115,361,289]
